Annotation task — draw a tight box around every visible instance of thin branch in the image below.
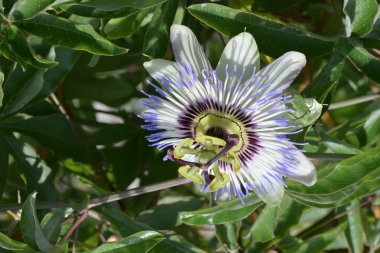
[0,178,188,211]
[0,153,354,211]
[58,210,88,247]
[329,93,380,110]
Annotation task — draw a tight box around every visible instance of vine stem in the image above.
[329,93,380,110]
[0,153,352,211]
[58,210,88,247]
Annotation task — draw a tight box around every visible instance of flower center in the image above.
[194,113,245,152]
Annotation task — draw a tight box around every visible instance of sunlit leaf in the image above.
[10,0,54,20]
[87,231,164,253]
[14,14,128,56]
[188,3,335,57]
[180,194,262,225]
[343,0,379,36]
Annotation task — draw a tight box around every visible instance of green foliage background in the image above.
[0,0,380,252]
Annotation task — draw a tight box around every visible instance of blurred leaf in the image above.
[103,208,207,253]
[104,12,139,39]
[0,114,97,162]
[274,196,303,238]
[303,40,346,103]
[363,108,380,144]
[1,66,36,107]
[180,194,262,225]
[87,231,164,253]
[2,67,45,116]
[0,232,32,251]
[287,147,380,206]
[345,200,364,253]
[245,196,303,251]
[320,133,363,154]
[252,0,305,12]
[215,221,241,252]
[14,14,128,56]
[0,71,4,107]
[286,94,322,128]
[91,123,140,145]
[21,192,55,252]
[0,135,9,197]
[61,0,167,18]
[60,4,137,19]
[143,0,179,59]
[251,206,278,242]
[285,222,347,253]
[80,0,167,10]
[10,0,54,20]
[41,208,65,244]
[343,0,379,37]
[136,197,205,229]
[188,3,335,58]
[32,47,81,103]
[347,40,380,83]
[0,24,57,69]
[1,133,59,201]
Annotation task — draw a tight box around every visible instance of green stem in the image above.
[329,93,380,110]
[0,153,354,211]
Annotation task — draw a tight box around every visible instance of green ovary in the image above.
[195,113,246,152]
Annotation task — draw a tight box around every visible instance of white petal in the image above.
[260,179,284,206]
[143,59,179,82]
[170,25,212,79]
[287,151,317,186]
[254,51,306,96]
[216,32,260,83]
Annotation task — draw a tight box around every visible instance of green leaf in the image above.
[0,114,98,163]
[41,208,65,244]
[343,0,379,36]
[363,108,380,144]
[143,0,179,58]
[103,12,140,39]
[81,0,167,10]
[251,0,305,12]
[2,67,45,116]
[347,40,380,83]
[179,194,262,225]
[0,232,32,251]
[1,66,36,107]
[32,47,81,103]
[1,133,59,201]
[345,200,364,253]
[0,24,57,69]
[103,208,207,253]
[21,192,55,252]
[88,231,164,253]
[0,71,4,107]
[215,221,241,252]
[188,3,335,58]
[91,124,140,145]
[60,4,137,19]
[302,40,346,103]
[251,206,278,242]
[13,13,128,56]
[10,0,54,20]
[287,147,380,206]
[136,197,205,229]
[61,0,167,18]
[320,133,363,155]
[0,134,9,197]
[273,197,303,238]
[286,222,347,253]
